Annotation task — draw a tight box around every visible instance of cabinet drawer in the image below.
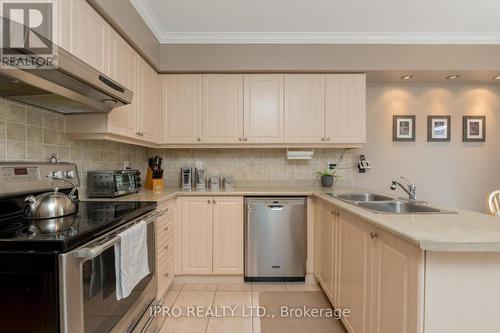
[157,254,174,298]
[157,218,174,242]
[157,201,174,219]
[158,233,174,258]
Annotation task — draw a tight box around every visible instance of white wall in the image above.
[354,83,500,213]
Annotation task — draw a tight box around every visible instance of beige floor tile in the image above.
[163,290,181,306]
[213,291,252,316]
[170,283,184,291]
[159,316,209,333]
[173,291,216,316]
[251,282,287,292]
[217,282,252,291]
[182,282,218,291]
[285,282,321,291]
[206,317,252,333]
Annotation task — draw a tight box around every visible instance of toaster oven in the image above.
[87,169,141,198]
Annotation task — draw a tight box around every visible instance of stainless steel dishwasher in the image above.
[244,197,306,282]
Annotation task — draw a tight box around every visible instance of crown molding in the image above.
[130,0,165,41]
[157,32,500,44]
[130,1,500,45]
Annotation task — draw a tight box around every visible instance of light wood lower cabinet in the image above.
[337,211,374,333]
[315,199,337,301]
[181,196,213,275]
[315,199,422,333]
[212,197,244,274]
[181,196,244,275]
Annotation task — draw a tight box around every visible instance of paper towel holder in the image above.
[286,150,314,160]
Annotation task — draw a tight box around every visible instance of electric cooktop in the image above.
[0,200,157,252]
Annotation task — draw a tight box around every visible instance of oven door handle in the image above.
[73,236,120,260]
[72,210,163,260]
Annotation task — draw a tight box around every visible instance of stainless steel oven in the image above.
[59,210,162,333]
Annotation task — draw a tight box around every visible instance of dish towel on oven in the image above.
[115,221,150,300]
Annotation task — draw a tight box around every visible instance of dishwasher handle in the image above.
[267,205,284,210]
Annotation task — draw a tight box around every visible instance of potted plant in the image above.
[316,170,337,187]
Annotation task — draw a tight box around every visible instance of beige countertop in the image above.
[80,186,500,252]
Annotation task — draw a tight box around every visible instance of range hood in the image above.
[0,19,132,114]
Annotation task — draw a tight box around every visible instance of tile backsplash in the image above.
[0,98,146,188]
[149,148,354,187]
[0,97,354,189]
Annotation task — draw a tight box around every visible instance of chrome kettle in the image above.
[24,177,78,220]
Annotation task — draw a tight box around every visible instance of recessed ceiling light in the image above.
[401,75,413,80]
[446,75,460,80]
[493,76,500,80]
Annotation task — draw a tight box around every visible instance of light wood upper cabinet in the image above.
[203,74,244,143]
[326,74,366,143]
[284,74,326,143]
[138,58,159,143]
[212,197,244,275]
[243,74,284,143]
[181,197,213,275]
[161,75,203,144]
[372,229,421,333]
[64,0,109,74]
[106,29,139,138]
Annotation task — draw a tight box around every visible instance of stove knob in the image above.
[66,170,77,179]
[53,170,64,178]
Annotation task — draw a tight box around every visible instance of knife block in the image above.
[145,167,153,190]
[152,179,164,192]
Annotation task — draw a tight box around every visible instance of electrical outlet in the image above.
[327,161,337,171]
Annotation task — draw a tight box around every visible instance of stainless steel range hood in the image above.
[0,19,132,114]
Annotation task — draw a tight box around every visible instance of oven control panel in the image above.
[0,162,80,197]
[2,167,40,182]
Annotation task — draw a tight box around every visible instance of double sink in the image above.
[327,193,456,214]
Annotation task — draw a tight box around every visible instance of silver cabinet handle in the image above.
[207,199,211,204]
[238,137,242,141]
[244,138,248,142]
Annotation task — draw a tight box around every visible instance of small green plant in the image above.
[316,170,337,178]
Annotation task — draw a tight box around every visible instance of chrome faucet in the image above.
[390,176,417,200]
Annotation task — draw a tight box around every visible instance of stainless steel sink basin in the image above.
[328,193,393,203]
[326,192,456,214]
[355,201,455,214]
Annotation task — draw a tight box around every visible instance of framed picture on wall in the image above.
[463,116,486,142]
[393,115,416,141]
[427,115,451,142]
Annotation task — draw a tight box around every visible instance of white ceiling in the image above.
[131,0,500,44]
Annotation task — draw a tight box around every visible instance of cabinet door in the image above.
[138,58,159,143]
[68,0,108,73]
[243,74,284,143]
[212,197,244,275]
[182,197,213,275]
[203,75,244,143]
[372,229,422,333]
[326,74,366,143]
[162,75,203,144]
[284,74,325,143]
[107,30,139,138]
[315,200,336,301]
[338,213,374,333]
